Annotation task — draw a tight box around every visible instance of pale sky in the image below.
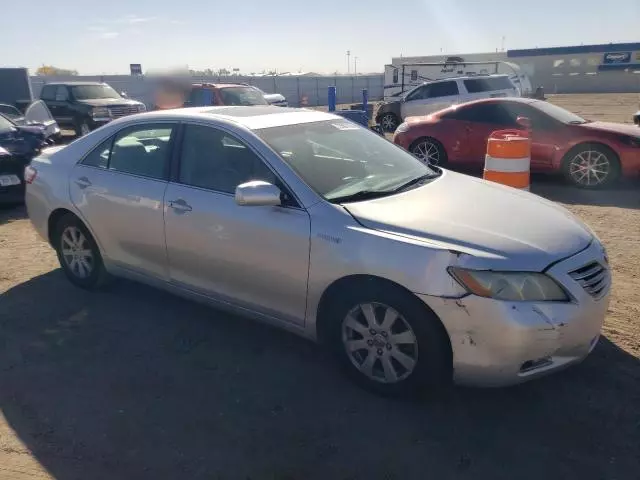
[2,0,639,75]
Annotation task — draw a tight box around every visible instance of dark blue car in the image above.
[0,101,59,203]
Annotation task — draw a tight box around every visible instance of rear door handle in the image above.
[168,198,192,212]
[75,176,92,189]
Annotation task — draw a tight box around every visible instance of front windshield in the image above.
[71,84,121,100]
[533,100,587,124]
[220,87,268,106]
[256,120,437,201]
[0,114,16,133]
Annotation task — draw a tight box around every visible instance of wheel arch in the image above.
[561,141,620,165]
[47,208,78,246]
[315,274,452,359]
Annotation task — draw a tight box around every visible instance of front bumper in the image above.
[419,241,610,387]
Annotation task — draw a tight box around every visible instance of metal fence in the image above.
[29,74,385,109]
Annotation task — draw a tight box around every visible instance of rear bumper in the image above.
[418,241,610,387]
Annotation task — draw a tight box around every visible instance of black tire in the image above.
[409,137,448,167]
[75,119,91,137]
[325,280,452,397]
[379,113,399,133]
[561,143,620,189]
[54,213,111,290]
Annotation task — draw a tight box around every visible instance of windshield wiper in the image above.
[328,190,395,204]
[390,173,439,193]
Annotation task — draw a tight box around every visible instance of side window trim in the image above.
[173,121,303,209]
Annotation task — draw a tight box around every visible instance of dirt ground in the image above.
[1,94,639,480]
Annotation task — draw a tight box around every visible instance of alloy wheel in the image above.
[341,302,419,384]
[568,150,610,187]
[61,226,94,279]
[381,114,397,132]
[80,123,91,136]
[412,141,441,166]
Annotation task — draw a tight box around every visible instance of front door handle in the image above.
[75,176,92,189]
[168,198,192,212]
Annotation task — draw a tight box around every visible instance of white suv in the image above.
[376,75,520,132]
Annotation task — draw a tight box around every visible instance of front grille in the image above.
[569,262,610,299]
[108,105,140,118]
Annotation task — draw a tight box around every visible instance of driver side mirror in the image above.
[235,181,282,207]
[516,116,532,130]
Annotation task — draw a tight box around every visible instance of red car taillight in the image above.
[24,165,38,184]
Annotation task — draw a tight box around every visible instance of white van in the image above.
[376,75,520,132]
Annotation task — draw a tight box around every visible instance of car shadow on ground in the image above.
[531,174,640,209]
[0,204,27,226]
[1,270,639,480]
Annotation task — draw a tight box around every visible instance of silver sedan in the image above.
[25,106,610,396]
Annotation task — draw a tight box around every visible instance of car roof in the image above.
[434,97,539,114]
[423,74,511,84]
[42,81,106,86]
[134,105,337,130]
[191,83,252,89]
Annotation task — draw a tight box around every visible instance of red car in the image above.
[393,98,640,188]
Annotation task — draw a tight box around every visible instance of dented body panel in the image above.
[418,241,609,386]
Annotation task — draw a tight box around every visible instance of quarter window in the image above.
[108,124,175,179]
[178,125,276,194]
[81,138,112,168]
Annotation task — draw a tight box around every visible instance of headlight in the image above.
[91,107,110,118]
[448,267,569,302]
[395,122,409,133]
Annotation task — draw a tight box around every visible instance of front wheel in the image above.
[75,120,91,137]
[562,144,620,189]
[410,138,447,167]
[327,282,451,396]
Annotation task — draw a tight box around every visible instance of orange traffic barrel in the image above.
[483,129,531,190]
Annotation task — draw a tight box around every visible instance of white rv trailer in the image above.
[384,60,533,100]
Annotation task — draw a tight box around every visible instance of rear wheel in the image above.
[379,113,399,132]
[562,144,620,189]
[54,214,110,289]
[410,138,447,167]
[326,281,451,396]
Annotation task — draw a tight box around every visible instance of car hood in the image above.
[581,121,640,136]
[343,170,592,271]
[77,98,142,107]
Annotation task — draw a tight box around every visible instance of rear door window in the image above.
[464,77,514,93]
[427,81,459,98]
[108,124,176,180]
